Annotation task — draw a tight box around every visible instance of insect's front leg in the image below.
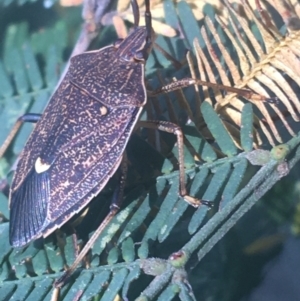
[0,113,42,197]
[148,78,279,104]
[138,120,212,208]
[0,178,9,198]
[0,113,41,158]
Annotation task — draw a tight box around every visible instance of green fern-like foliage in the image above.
[0,1,300,301]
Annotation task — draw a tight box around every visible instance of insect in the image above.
[0,0,277,293]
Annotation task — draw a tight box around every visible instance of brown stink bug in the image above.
[0,0,277,291]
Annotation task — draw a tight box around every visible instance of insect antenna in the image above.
[138,0,153,61]
[145,0,152,47]
[131,0,139,27]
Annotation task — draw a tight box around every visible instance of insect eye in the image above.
[134,51,146,63]
[113,38,124,49]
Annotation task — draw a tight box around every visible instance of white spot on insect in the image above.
[62,180,70,188]
[35,157,51,174]
[100,106,107,115]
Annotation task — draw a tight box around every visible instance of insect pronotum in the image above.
[0,0,277,295]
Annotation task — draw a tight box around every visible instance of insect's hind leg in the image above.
[0,113,41,158]
[53,153,128,291]
[138,120,212,208]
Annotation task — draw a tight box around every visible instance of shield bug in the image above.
[0,0,277,292]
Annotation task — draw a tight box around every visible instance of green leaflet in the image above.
[241,103,254,152]
[80,270,111,301]
[201,102,237,157]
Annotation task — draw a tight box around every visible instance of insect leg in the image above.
[53,153,128,290]
[138,120,212,208]
[131,0,140,28]
[0,178,9,198]
[148,78,279,104]
[0,113,41,158]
